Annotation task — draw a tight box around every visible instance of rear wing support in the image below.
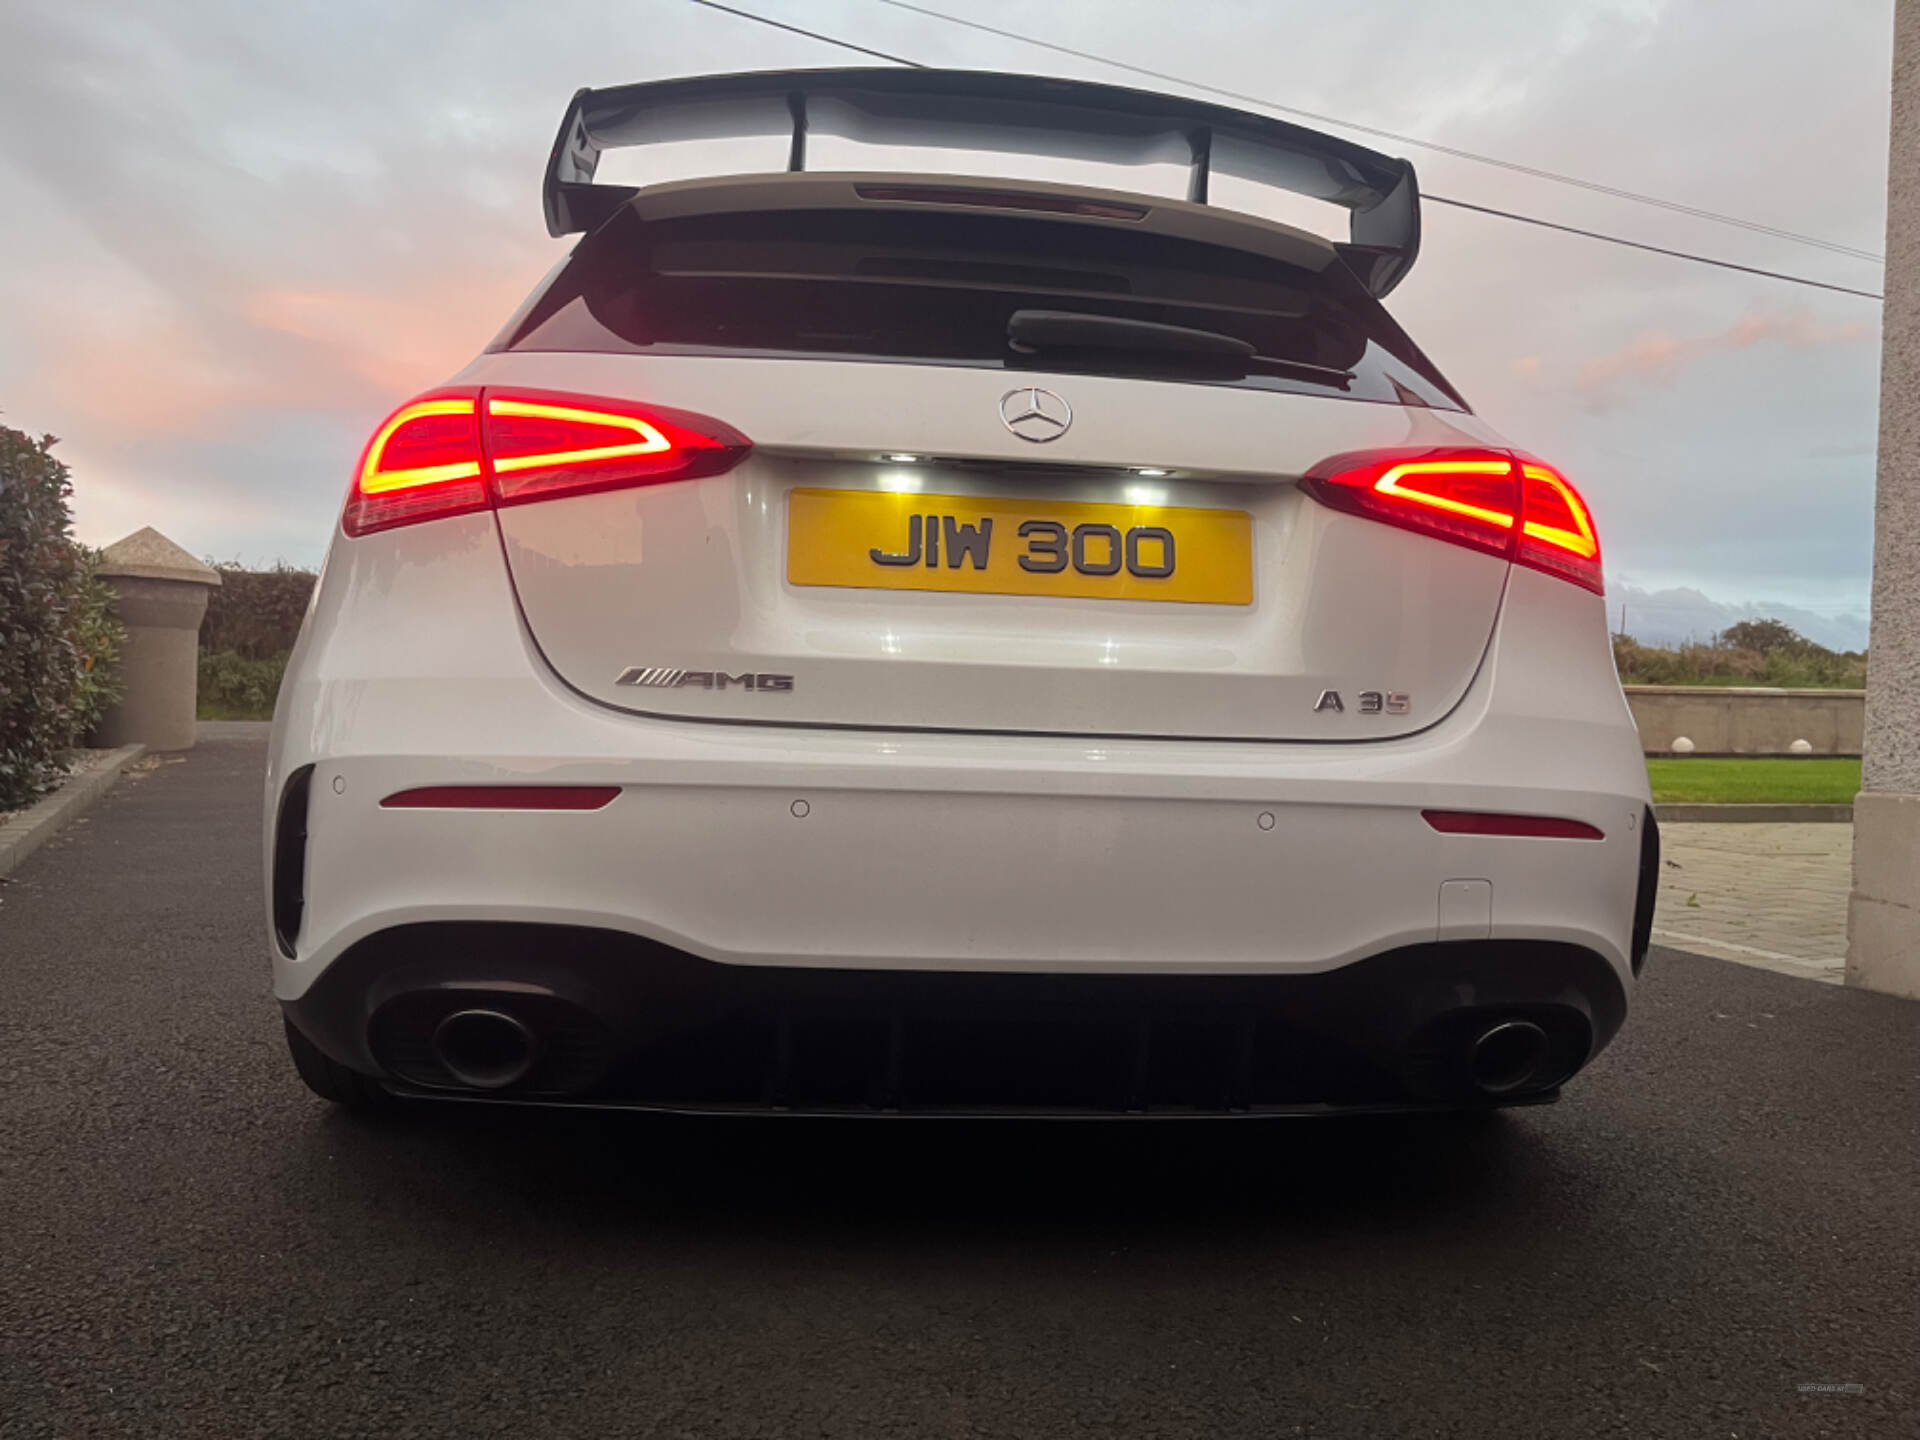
[542,68,1421,297]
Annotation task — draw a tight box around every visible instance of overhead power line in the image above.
[1427,197,1882,300]
[682,0,1884,300]
[686,0,916,65]
[872,0,1884,266]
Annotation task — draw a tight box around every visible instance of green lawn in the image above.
[1645,756,1861,805]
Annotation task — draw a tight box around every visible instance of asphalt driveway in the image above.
[2,726,1915,1438]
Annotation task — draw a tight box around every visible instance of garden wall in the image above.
[1624,686,1866,756]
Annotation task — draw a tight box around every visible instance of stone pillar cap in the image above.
[94,527,222,586]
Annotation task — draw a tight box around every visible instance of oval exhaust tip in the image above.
[432,1008,538,1090]
[1468,1018,1551,1095]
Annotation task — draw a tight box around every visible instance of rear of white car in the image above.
[268,69,1656,1115]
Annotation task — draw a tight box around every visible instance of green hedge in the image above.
[197,650,290,722]
[193,563,313,721]
[0,426,125,809]
[1613,628,1866,689]
[199,563,315,660]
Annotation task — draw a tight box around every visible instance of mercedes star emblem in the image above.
[998,386,1073,443]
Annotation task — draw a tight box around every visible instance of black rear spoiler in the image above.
[542,67,1421,297]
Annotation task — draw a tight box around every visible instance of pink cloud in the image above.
[16,261,545,465]
[19,282,270,439]
[245,274,533,397]
[1577,309,1875,392]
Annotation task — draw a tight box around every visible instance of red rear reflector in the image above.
[1423,810,1604,840]
[341,388,750,536]
[1302,447,1603,593]
[380,785,621,811]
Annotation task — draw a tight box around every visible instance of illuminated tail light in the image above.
[1516,461,1601,592]
[1301,447,1603,593]
[344,393,489,537]
[485,391,751,506]
[342,388,750,537]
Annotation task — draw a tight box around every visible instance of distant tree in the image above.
[1613,622,1864,689]
[1719,618,1806,656]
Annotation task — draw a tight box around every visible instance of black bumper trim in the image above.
[283,924,1629,1116]
[1631,806,1660,977]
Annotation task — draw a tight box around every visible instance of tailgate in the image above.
[468,351,1509,742]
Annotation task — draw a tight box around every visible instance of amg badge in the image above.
[616,667,794,692]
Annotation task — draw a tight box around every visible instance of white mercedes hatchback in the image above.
[267,68,1657,1116]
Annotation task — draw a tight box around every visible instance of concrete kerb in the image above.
[1653,803,1854,824]
[0,745,148,880]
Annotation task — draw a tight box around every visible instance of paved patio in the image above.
[1653,822,1851,983]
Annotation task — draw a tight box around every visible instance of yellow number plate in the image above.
[786,488,1253,605]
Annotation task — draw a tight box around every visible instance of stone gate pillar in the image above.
[1850,0,1920,999]
[89,528,220,753]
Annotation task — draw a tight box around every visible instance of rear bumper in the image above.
[284,924,1626,1114]
[276,742,1648,987]
[266,525,1652,1110]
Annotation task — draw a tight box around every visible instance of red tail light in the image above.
[1301,447,1602,593]
[1515,461,1601,591]
[342,388,750,537]
[344,393,489,537]
[486,391,752,506]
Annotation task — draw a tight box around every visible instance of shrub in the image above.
[1613,621,1866,689]
[0,427,125,809]
[197,650,290,721]
[72,551,124,738]
[199,562,315,660]
[195,562,312,721]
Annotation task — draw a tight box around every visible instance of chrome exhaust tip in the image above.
[1468,1018,1551,1095]
[431,1008,538,1090]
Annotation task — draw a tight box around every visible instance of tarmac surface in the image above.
[2,726,1916,1438]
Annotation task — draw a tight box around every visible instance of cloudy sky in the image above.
[0,0,1892,644]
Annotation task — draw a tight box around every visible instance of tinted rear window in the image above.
[501,205,1465,410]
